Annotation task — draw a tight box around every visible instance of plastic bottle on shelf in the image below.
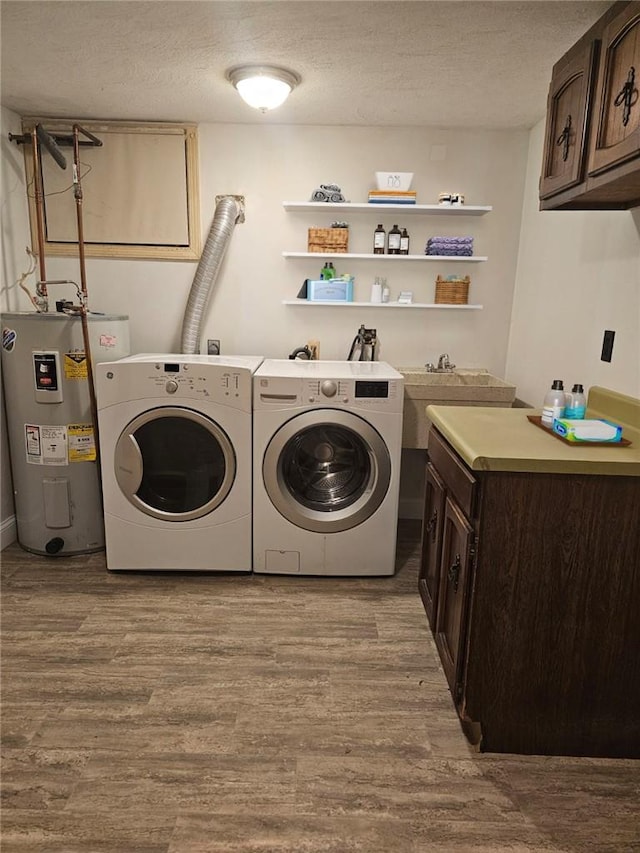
[387,224,401,254]
[400,228,410,255]
[373,224,386,254]
[541,379,566,427]
[565,384,586,419]
[321,262,335,280]
[370,277,382,303]
[381,279,390,302]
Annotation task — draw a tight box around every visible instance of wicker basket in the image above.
[307,227,349,253]
[435,275,470,304]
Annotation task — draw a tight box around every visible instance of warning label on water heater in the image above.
[25,424,68,466]
[68,424,96,462]
[24,423,96,465]
[64,352,88,380]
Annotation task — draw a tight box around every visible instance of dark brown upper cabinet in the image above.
[540,1,640,210]
[539,41,598,199]
[588,3,640,176]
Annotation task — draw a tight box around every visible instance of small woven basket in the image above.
[435,275,470,304]
[307,227,349,253]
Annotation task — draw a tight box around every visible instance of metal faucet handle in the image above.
[425,362,436,372]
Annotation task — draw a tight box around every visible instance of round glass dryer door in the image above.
[263,410,391,533]
[114,407,236,521]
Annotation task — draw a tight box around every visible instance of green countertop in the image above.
[426,387,640,476]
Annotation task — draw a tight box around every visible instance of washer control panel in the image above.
[256,376,402,411]
[305,378,398,405]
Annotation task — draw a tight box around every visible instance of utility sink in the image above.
[396,368,516,448]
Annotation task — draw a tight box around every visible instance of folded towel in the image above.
[425,245,474,256]
[426,236,473,245]
[425,235,474,256]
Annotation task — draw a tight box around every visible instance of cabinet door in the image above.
[418,462,446,629]
[434,496,474,702]
[540,40,597,199]
[588,3,640,176]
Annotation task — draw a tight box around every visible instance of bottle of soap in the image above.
[565,384,586,419]
[541,379,566,427]
[373,224,386,254]
[400,228,410,255]
[387,224,401,254]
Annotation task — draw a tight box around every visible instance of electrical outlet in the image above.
[601,330,615,362]
[207,339,220,355]
[307,339,320,360]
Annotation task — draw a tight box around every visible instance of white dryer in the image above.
[253,360,404,576]
[96,354,263,571]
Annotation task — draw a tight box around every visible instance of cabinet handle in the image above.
[447,555,461,592]
[426,509,438,540]
[556,114,572,162]
[613,66,636,128]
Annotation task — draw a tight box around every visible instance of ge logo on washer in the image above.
[2,327,16,352]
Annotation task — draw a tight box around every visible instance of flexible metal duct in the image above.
[180,195,244,354]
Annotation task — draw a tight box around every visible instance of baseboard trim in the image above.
[1,514,17,551]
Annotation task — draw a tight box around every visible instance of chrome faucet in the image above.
[438,353,455,371]
[425,353,456,373]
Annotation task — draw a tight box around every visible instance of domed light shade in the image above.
[226,65,301,112]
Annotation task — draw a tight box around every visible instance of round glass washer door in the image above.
[263,409,391,533]
[114,407,236,521]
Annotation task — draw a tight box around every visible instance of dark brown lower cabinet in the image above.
[434,496,474,703]
[421,426,640,758]
[418,462,445,629]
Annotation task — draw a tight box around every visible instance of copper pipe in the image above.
[72,124,101,474]
[30,126,47,297]
[72,124,103,147]
[72,125,88,301]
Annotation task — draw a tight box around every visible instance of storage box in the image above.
[375,171,414,191]
[434,275,470,304]
[307,227,349,253]
[307,278,354,302]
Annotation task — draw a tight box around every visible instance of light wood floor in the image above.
[1,520,639,852]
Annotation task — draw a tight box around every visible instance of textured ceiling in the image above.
[1,0,612,130]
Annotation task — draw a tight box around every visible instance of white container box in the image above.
[375,171,414,191]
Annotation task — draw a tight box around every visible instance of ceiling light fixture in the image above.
[226,64,301,112]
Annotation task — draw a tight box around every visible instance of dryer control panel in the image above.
[96,358,257,412]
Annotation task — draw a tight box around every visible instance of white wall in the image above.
[506,119,640,406]
[5,123,529,371]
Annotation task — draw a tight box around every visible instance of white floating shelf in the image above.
[283,252,487,262]
[283,202,492,215]
[282,300,483,310]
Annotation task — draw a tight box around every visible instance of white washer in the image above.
[96,354,263,571]
[253,360,404,576]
